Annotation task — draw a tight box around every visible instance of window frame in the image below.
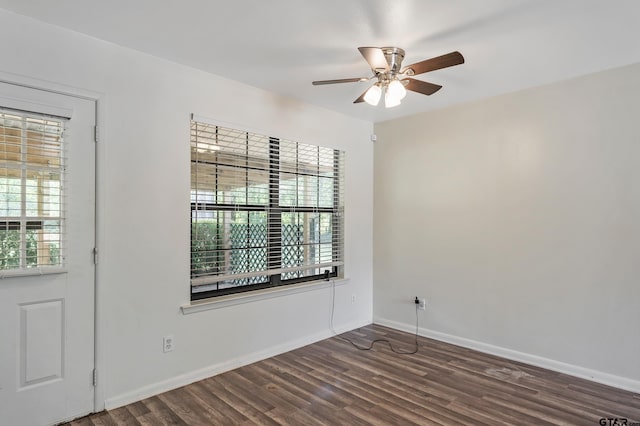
[190,118,344,300]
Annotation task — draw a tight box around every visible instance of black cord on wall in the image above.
[329,279,420,355]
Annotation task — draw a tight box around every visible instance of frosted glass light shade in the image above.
[384,91,401,108]
[387,79,407,100]
[364,84,382,106]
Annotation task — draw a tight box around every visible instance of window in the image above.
[190,117,344,299]
[0,109,65,272]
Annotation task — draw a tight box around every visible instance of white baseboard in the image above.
[104,318,371,410]
[374,316,640,394]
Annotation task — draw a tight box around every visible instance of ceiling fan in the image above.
[312,47,464,108]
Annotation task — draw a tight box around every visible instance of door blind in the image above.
[0,108,65,271]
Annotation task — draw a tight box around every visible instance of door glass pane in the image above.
[0,110,64,271]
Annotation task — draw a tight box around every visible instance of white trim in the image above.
[0,267,67,280]
[374,316,640,394]
[104,317,370,410]
[0,95,73,118]
[0,70,103,102]
[182,277,350,314]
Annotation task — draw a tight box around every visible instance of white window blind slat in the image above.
[190,119,344,297]
[0,108,66,271]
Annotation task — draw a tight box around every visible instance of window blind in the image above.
[0,108,65,271]
[190,118,344,297]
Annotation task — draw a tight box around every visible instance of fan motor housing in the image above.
[381,47,405,74]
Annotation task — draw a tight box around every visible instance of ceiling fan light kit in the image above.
[364,83,382,106]
[387,79,407,101]
[312,46,464,108]
[384,89,402,108]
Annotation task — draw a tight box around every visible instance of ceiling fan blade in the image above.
[312,77,367,85]
[401,51,464,76]
[404,78,442,96]
[358,47,389,72]
[353,88,368,103]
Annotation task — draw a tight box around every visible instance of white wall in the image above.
[374,63,640,391]
[0,9,373,408]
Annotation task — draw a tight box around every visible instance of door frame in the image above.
[0,71,106,415]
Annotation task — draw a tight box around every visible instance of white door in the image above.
[0,82,96,426]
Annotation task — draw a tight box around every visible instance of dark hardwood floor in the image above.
[66,325,640,425]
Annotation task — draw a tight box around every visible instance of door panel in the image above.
[0,82,96,426]
[20,299,64,387]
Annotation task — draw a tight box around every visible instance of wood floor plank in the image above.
[103,406,141,426]
[66,417,95,426]
[83,411,120,426]
[199,376,278,425]
[217,370,277,413]
[265,355,374,409]
[157,387,223,425]
[122,401,149,419]
[345,404,423,426]
[181,381,241,425]
[133,412,167,426]
[61,325,640,425]
[187,380,250,424]
[140,395,188,425]
[260,358,351,409]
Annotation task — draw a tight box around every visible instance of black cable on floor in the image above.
[329,279,419,355]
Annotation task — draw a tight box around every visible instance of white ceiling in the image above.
[1,0,639,123]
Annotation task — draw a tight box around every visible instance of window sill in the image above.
[181,277,350,315]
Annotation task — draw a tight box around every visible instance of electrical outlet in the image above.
[163,335,174,353]
[418,298,426,310]
[351,294,356,304]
